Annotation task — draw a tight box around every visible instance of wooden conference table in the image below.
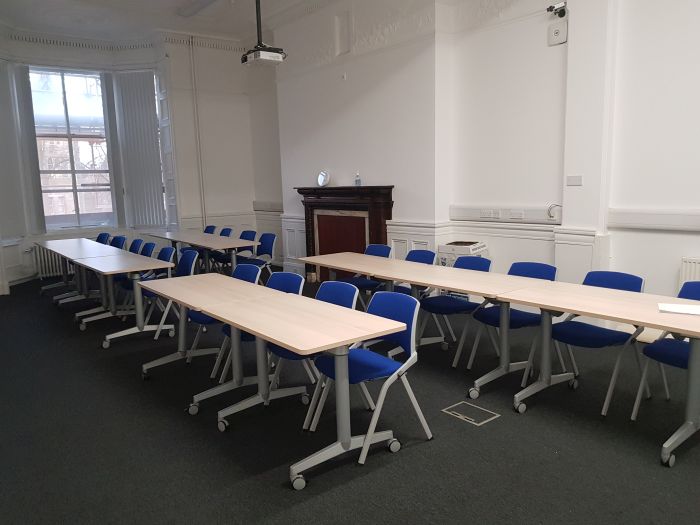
[302,252,700,466]
[140,273,405,489]
[144,230,259,272]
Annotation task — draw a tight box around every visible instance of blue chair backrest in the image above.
[365,244,391,258]
[96,232,110,244]
[367,291,420,357]
[316,281,359,309]
[454,256,491,272]
[240,230,256,241]
[110,236,127,249]
[176,250,198,277]
[509,262,557,281]
[204,225,216,234]
[220,227,233,237]
[679,281,700,301]
[156,246,176,263]
[406,249,436,265]
[267,272,304,294]
[583,270,643,292]
[128,239,144,254]
[256,233,276,257]
[232,264,261,284]
[140,242,156,258]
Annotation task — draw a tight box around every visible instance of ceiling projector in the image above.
[241,0,286,65]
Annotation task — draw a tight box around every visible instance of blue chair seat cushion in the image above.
[643,338,689,369]
[189,310,218,325]
[551,320,631,348]
[268,343,306,361]
[474,306,541,329]
[342,276,383,291]
[212,250,231,263]
[315,348,402,385]
[222,324,254,342]
[236,256,267,267]
[421,295,480,315]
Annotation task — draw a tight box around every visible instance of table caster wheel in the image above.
[662,454,676,468]
[102,340,110,349]
[141,371,149,381]
[188,403,199,415]
[291,475,306,491]
[468,387,480,400]
[514,402,527,414]
[168,329,175,338]
[300,393,310,405]
[568,379,579,390]
[387,438,401,453]
[79,323,87,332]
[218,419,229,432]
[440,342,449,351]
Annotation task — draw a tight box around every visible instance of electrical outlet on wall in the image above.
[566,174,583,186]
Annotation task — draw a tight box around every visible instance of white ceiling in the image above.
[0,0,309,41]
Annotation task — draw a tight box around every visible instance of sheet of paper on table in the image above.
[658,303,700,316]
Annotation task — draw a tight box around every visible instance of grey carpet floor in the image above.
[1,279,699,524]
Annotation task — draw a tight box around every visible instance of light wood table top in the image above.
[144,230,259,251]
[35,238,124,260]
[202,292,405,356]
[73,252,174,275]
[498,281,700,339]
[301,252,541,298]
[139,273,275,311]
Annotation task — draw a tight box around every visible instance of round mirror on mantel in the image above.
[317,171,330,187]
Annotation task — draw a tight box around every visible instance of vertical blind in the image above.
[112,71,166,228]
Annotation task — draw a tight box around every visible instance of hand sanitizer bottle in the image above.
[354,171,362,186]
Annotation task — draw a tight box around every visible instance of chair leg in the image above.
[358,376,395,465]
[631,359,650,421]
[443,315,457,343]
[521,335,539,388]
[154,299,172,340]
[210,336,230,379]
[400,373,432,440]
[270,359,284,389]
[452,321,469,368]
[554,341,568,373]
[302,359,317,384]
[186,325,203,363]
[144,299,155,325]
[467,325,484,370]
[432,314,446,341]
[310,378,332,432]
[303,378,325,430]
[602,344,628,416]
[357,293,367,311]
[417,313,429,340]
[358,382,376,410]
[633,343,651,399]
[219,348,233,383]
[659,363,671,400]
[486,326,500,357]
[566,344,579,377]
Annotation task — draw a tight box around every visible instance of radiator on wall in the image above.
[680,257,700,287]
[33,246,73,279]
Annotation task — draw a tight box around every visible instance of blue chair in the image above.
[236,233,277,279]
[127,239,144,254]
[181,225,216,255]
[419,256,492,368]
[394,249,436,296]
[631,281,700,423]
[215,271,302,384]
[110,235,126,249]
[308,291,433,464]
[546,270,644,416]
[209,227,234,271]
[269,281,359,394]
[177,265,264,373]
[341,244,392,309]
[140,242,156,258]
[238,230,257,257]
[96,232,110,244]
[471,262,558,374]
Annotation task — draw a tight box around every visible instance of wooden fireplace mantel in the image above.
[295,186,394,261]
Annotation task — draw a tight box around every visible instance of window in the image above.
[29,69,115,229]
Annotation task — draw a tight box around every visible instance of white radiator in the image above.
[33,246,73,279]
[680,257,700,287]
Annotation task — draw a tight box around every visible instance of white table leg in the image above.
[660,338,700,467]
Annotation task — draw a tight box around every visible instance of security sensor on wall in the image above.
[547,2,567,18]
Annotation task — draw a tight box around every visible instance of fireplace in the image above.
[296,186,394,280]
